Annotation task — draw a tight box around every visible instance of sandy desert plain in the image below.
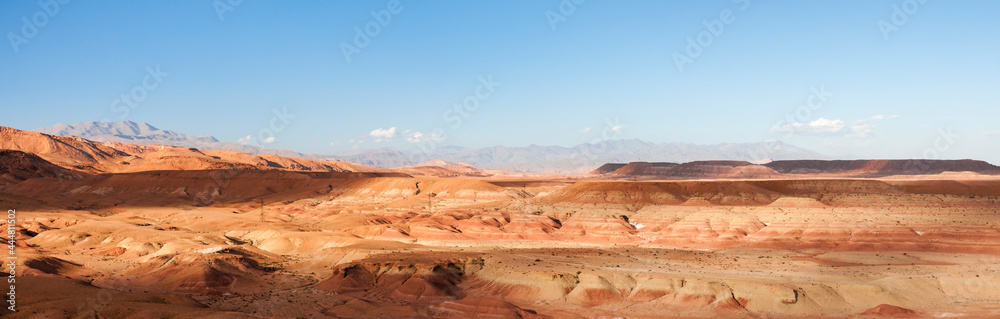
[2,126,1000,319]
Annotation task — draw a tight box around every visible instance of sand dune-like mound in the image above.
[605,162,679,176]
[0,126,130,171]
[543,181,781,206]
[565,273,628,307]
[23,256,92,277]
[725,164,783,178]
[431,298,548,318]
[604,161,784,178]
[858,304,921,318]
[420,178,520,199]
[313,264,378,293]
[201,149,381,173]
[464,269,579,303]
[0,150,84,184]
[397,160,494,177]
[316,257,485,304]
[125,247,281,293]
[402,160,493,178]
[679,197,716,206]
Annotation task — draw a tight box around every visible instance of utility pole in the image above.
[259,198,265,222]
[521,182,529,214]
[427,193,433,213]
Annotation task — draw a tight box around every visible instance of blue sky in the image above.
[1,1,998,162]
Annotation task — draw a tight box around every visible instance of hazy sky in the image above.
[2,1,998,162]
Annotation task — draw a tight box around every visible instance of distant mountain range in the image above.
[593,160,1000,178]
[34,121,829,174]
[37,121,218,144]
[339,140,827,174]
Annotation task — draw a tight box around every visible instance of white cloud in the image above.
[236,135,252,144]
[329,141,339,147]
[771,118,846,134]
[369,127,398,139]
[238,134,280,145]
[846,122,876,139]
[609,125,623,133]
[773,115,900,140]
[374,139,382,143]
[406,131,445,143]
[580,127,592,133]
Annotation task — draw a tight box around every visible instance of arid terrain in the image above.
[2,126,1000,318]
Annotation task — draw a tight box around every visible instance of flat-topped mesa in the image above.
[600,161,779,178]
[594,159,1000,178]
[590,163,630,174]
[764,159,1000,176]
[605,162,680,176]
